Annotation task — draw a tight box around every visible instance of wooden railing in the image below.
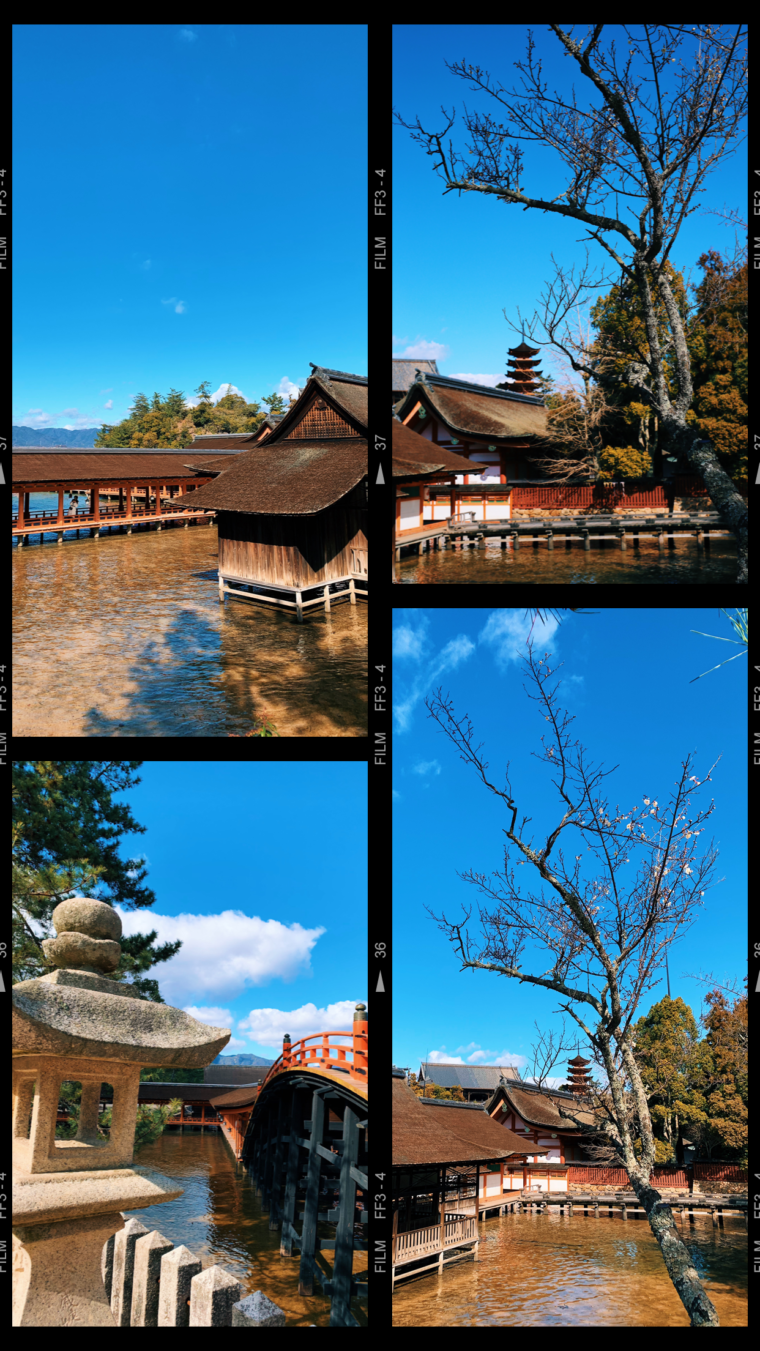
[394,1216,477,1265]
[260,1026,368,1089]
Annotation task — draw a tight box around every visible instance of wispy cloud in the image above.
[448,373,503,387]
[412,760,441,776]
[179,28,197,41]
[103,399,113,410]
[478,610,560,671]
[100,388,114,394]
[392,789,402,801]
[161,296,187,314]
[139,259,152,271]
[394,630,476,733]
[391,336,450,362]
[393,615,430,663]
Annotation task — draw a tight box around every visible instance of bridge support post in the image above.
[298,1088,327,1296]
[268,1093,287,1232]
[280,1089,306,1256]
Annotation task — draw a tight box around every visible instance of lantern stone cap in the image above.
[13,895,230,1067]
[12,1164,184,1227]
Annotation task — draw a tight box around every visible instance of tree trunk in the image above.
[628,1177,720,1325]
[661,420,747,583]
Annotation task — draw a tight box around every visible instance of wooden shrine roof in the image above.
[392,1073,526,1168]
[392,417,488,478]
[178,439,366,514]
[392,357,439,397]
[419,1062,522,1091]
[488,1082,597,1130]
[13,452,212,485]
[397,372,548,442]
[208,1084,262,1109]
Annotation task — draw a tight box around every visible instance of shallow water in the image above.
[392,1209,747,1326]
[396,536,737,583]
[13,520,367,737]
[123,1132,367,1327]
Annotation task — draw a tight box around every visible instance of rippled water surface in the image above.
[13,522,367,737]
[392,1210,747,1326]
[396,536,737,583]
[123,1132,367,1327]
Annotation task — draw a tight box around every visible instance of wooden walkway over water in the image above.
[13,503,216,544]
[396,512,731,559]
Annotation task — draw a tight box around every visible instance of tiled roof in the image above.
[137,1083,228,1102]
[396,372,548,441]
[419,1063,521,1091]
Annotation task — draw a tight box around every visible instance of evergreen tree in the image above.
[685,251,748,484]
[262,392,290,415]
[12,761,181,1002]
[632,996,700,1160]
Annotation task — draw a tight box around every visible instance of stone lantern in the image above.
[12,897,230,1327]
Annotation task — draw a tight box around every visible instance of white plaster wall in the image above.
[399,497,421,531]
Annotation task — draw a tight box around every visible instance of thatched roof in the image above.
[208,1084,261,1110]
[488,1082,597,1130]
[13,452,208,485]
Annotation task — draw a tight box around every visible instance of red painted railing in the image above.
[261,1018,368,1091]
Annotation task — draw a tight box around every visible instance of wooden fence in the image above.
[102,1216,298,1326]
[567,1163,746,1188]
[695,1163,747,1183]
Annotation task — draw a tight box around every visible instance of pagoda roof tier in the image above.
[395,372,547,444]
[508,340,541,357]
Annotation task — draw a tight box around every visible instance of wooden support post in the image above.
[622,1204,627,1220]
[268,1093,287,1232]
[323,585,331,613]
[594,1202,599,1218]
[349,578,356,604]
[546,530,554,550]
[512,531,519,549]
[280,1090,305,1257]
[711,1207,717,1227]
[658,528,665,551]
[618,529,626,550]
[295,590,304,623]
[298,1088,326,1297]
[583,529,590,551]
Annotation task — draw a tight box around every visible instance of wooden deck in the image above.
[392,1214,479,1286]
[396,512,732,558]
[13,505,216,543]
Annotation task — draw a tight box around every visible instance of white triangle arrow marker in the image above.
[376,970,385,992]
[376,465,385,485]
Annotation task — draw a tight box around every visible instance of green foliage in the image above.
[689,609,748,683]
[407,1073,465,1101]
[140,1065,205,1084]
[633,991,747,1163]
[229,720,281,738]
[94,381,273,448]
[597,444,653,480]
[12,761,181,1000]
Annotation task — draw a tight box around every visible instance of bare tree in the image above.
[522,1018,577,1090]
[424,645,724,1325]
[395,24,748,581]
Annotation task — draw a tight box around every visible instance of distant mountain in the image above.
[13,425,112,448]
[210,1052,274,1067]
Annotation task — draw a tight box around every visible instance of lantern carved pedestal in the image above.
[12,897,230,1326]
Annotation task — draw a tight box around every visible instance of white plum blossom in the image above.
[684,865,692,875]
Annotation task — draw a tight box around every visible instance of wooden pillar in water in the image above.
[298,1088,327,1296]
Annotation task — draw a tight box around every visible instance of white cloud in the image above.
[392,789,402,801]
[412,760,441,776]
[425,1048,464,1064]
[182,1004,235,1030]
[394,633,476,733]
[140,259,152,271]
[393,615,430,662]
[104,399,114,410]
[114,906,326,1002]
[448,373,504,388]
[161,296,187,314]
[277,376,303,404]
[478,610,560,671]
[392,336,450,362]
[179,28,197,41]
[237,999,366,1049]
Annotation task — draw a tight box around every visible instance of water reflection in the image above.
[392,1210,747,1326]
[396,537,737,584]
[124,1132,367,1327]
[13,523,367,737]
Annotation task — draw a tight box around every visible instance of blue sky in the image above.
[392,609,747,1084]
[12,24,366,433]
[393,24,746,388]
[97,763,367,1059]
